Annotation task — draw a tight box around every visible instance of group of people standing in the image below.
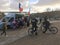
[11,16,30,29]
[0,16,51,36]
[0,16,30,36]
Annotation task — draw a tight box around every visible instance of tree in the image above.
[46,8,51,12]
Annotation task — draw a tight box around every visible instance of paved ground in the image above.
[6,22,60,45]
[0,28,28,45]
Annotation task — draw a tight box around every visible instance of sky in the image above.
[0,0,60,13]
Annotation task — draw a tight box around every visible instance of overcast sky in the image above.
[0,0,60,13]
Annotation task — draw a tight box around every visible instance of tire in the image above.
[28,28,33,36]
[49,27,58,34]
[41,26,45,32]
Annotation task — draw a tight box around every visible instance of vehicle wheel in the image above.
[49,27,58,34]
[41,26,45,32]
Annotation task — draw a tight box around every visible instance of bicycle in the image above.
[41,24,58,34]
[28,27,38,36]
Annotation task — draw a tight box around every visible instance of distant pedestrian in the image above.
[40,18,42,23]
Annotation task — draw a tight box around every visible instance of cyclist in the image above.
[31,18,38,35]
[42,17,50,33]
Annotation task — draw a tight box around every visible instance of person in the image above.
[1,19,7,36]
[24,16,27,23]
[39,18,42,23]
[26,16,30,27]
[12,19,16,29]
[39,18,42,30]
[31,18,38,35]
[42,17,50,33]
[19,18,24,29]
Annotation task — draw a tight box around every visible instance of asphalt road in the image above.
[6,22,60,45]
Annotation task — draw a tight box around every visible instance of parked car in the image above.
[0,12,24,30]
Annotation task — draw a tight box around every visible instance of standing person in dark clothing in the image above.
[24,17,27,23]
[39,18,42,23]
[24,16,27,27]
[19,18,24,29]
[42,17,50,33]
[26,16,30,27]
[1,19,7,36]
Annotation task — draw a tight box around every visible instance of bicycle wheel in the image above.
[28,28,33,36]
[49,27,58,34]
[41,26,45,32]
